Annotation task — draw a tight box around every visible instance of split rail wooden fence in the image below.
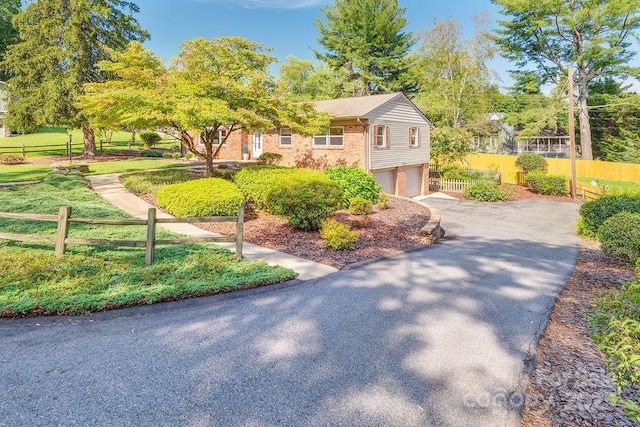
[0,206,244,265]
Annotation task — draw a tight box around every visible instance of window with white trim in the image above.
[373,125,389,148]
[409,127,420,147]
[313,126,344,147]
[213,128,226,145]
[279,127,292,146]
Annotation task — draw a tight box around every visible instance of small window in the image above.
[374,125,389,148]
[213,128,226,145]
[280,128,292,146]
[409,127,420,147]
[313,126,344,147]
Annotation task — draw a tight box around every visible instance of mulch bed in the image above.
[521,240,637,426]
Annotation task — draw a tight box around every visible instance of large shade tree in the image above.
[314,0,415,96]
[492,0,640,160]
[0,0,20,81]
[78,38,330,176]
[2,0,148,156]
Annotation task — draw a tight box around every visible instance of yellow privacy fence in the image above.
[467,153,640,184]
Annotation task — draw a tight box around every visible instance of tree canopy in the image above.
[79,38,330,176]
[492,0,640,160]
[314,0,415,96]
[276,56,343,101]
[0,0,20,81]
[2,0,148,155]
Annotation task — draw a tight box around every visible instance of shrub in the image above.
[185,153,194,160]
[463,181,509,202]
[598,212,640,264]
[122,169,193,196]
[156,178,244,217]
[139,131,161,149]
[0,154,25,165]
[256,152,282,166]
[515,152,548,174]
[525,172,568,196]
[265,175,343,230]
[234,166,296,209]
[441,164,468,180]
[377,193,390,209]
[349,197,373,215]
[325,166,381,205]
[579,195,640,237]
[140,149,163,158]
[320,219,358,251]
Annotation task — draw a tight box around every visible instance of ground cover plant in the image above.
[157,178,244,217]
[0,174,296,317]
[121,169,194,196]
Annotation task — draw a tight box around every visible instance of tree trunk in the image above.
[577,91,593,160]
[82,125,96,157]
[205,143,213,177]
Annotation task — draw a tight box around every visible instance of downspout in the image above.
[357,118,369,173]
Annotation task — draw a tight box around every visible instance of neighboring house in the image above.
[206,92,432,197]
[0,81,8,137]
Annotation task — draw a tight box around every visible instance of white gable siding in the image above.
[368,97,430,170]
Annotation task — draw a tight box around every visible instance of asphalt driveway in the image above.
[0,198,581,426]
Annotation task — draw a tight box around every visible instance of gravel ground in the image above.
[521,240,637,426]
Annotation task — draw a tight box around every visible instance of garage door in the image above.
[405,166,422,197]
[373,170,395,194]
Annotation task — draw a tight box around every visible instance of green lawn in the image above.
[0,158,191,183]
[0,127,180,157]
[0,174,296,317]
[577,177,640,195]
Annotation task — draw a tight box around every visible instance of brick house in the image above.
[203,92,431,197]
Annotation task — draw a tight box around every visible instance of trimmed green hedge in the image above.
[326,166,381,204]
[515,152,548,173]
[598,212,640,264]
[579,195,640,237]
[525,171,568,196]
[463,181,509,202]
[234,166,295,209]
[156,178,244,217]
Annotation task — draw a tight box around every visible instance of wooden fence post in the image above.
[145,208,157,265]
[21,144,26,159]
[55,206,72,256]
[235,206,244,260]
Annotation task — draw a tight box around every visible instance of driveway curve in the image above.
[0,198,580,426]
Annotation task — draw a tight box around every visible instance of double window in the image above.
[409,127,420,147]
[313,126,344,147]
[373,125,389,148]
[279,127,292,146]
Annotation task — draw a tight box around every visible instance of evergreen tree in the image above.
[2,0,148,155]
[0,0,20,81]
[314,0,415,96]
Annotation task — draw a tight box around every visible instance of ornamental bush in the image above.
[156,178,244,217]
[140,131,161,149]
[234,166,294,209]
[377,193,390,209]
[325,166,381,205]
[579,195,640,237]
[515,152,548,174]
[0,154,25,165]
[525,172,568,196]
[598,212,640,264]
[320,219,358,251]
[265,174,343,230]
[441,164,468,180]
[349,197,374,215]
[463,181,509,202]
[140,149,163,158]
[256,152,283,166]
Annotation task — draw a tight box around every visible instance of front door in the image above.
[252,133,263,158]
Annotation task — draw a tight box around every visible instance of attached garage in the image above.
[373,169,395,194]
[405,166,422,198]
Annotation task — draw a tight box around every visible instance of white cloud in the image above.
[193,0,325,9]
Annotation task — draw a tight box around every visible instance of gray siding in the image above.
[368,97,430,170]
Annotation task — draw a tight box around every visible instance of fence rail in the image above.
[429,178,482,194]
[0,143,74,158]
[0,206,244,265]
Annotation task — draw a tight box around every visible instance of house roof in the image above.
[314,92,406,120]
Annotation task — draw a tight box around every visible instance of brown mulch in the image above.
[439,184,577,202]
[521,240,637,426]
[21,151,144,165]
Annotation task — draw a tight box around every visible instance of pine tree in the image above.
[0,0,20,81]
[2,0,148,155]
[314,0,415,96]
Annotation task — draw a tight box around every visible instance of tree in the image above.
[78,38,330,176]
[0,0,20,81]
[412,16,496,128]
[430,126,473,170]
[276,56,343,100]
[314,0,415,96]
[2,0,148,156]
[492,0,640,160]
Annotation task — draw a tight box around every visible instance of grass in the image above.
[0,158,189,183]
[0,174,297,317]
[577,177,640,195]
[0,127,180,157]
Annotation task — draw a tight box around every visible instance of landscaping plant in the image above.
[122,169,194,196]
[348,197,373,215]
[377,193,390,209]
[463,181,509,202]
[325,165,381,205]
[578,195,640,238]
[234,166,293,209]
[140,149,164,158]
[598,212,640,264]
[139,131,162,149]
[157,178,245,217]
[525,171,568,196]
[515,152,548,174]
[320,219,358,251]
[256,152,283,166]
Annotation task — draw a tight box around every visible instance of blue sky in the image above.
[132,0,512,89]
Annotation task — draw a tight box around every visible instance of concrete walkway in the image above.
[86,174,337,281]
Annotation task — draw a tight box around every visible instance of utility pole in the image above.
[568,66,577,200]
